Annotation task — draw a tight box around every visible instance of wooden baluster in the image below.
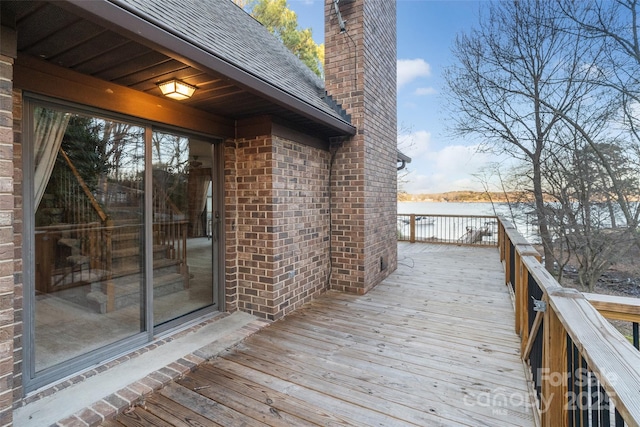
[541,301,568,427]
[409,214,415,243]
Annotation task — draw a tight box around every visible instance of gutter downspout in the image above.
[397,150,411,171]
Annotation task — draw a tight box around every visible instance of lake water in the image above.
[398,201,502,216]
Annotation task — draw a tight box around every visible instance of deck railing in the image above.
[498,217,640,427]
[397,213,498,246]
[582,293,640,351]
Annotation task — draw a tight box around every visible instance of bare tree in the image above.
[444,0,605,270]
[473,163,520,226]
[397,123,415,196]
[542,127,637,290]
[555,0,640,248]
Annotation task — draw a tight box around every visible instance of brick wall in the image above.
[227,132,330,320]
[325,0,366,293]
[0,47,16,425]
[325,0,398,294]
[9,89,21,417]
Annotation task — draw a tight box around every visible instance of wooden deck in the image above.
[103,243,535,426]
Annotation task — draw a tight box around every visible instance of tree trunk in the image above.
[533,163,555,272]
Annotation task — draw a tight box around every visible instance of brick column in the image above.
[325,0,397,294]
[229,128,331,321]
[0,20,16,425]
[224,138,240,313]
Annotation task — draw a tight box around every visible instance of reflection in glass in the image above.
[152,131,214,326]
[34,107,145,371]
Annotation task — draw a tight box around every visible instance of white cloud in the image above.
[398,132,509,193]
[401,101,419,109]
[397,59,431,89]
[398,130,431,159]
[415,87,437,96]
[430,144,490,173]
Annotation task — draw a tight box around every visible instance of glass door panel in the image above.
[151,131,215,326]
[33,107,145,372]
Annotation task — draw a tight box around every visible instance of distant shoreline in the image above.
[398,191,527,203]
[399,200,498,203]
[398,191,640,203]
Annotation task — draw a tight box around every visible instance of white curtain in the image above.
[34,108,70,209]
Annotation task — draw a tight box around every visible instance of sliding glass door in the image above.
[151,131,215,326]
[25,98,220,390]
[32,106,146,373]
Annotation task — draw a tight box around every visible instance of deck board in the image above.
[105,243,535,426]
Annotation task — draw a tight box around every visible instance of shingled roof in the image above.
[112,0,352,127]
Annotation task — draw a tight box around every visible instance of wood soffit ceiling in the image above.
[11,1,344,138]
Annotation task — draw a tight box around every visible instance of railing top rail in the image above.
[398,213,498,220]
[35,222,101,231]
[583,293,640,309]
[584,292,640,323]
[498,216,517,229]
[521,255,562,294]
[498,215,532,246]
[548,288,640,425]
[35,220,190,232]
[60,148,109,222]
[515,244,540,258]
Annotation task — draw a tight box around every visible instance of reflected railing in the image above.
[35,219,188,312]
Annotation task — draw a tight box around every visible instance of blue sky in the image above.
[287,0,496,194]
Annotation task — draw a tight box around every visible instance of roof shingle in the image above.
[113,0,350,124]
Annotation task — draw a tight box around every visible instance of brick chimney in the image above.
[324,0,397,294]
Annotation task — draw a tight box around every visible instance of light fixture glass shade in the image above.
[157,79,197,100]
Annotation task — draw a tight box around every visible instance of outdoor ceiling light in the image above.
[157,79,197,100]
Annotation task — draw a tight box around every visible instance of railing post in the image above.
[541,302,568,427]
[409,214,416,243]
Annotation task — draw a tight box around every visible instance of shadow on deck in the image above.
[103,243,535,426]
